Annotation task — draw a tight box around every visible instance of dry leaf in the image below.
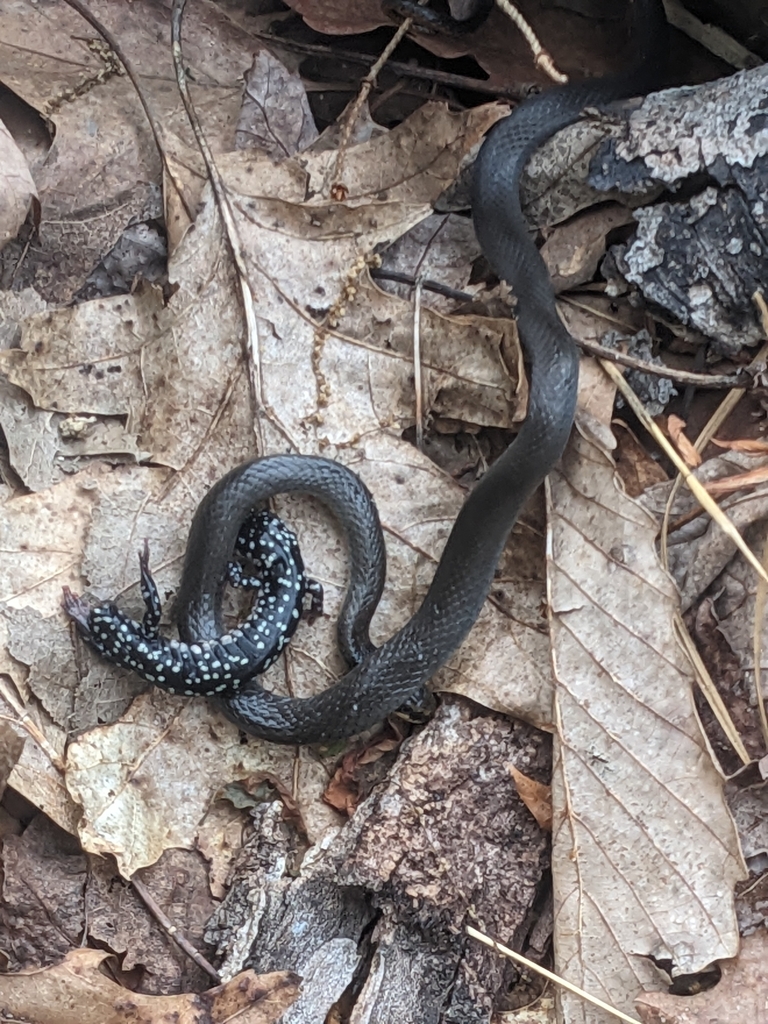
[667,414,702,468]
[0,0,260,302]
[236,48,319,156]
[548,428,744,1023]
[282,0,386,35]
[324,756,366,816]
[704,464,768,496]
[323,731,401,815]
[540,203,634,293]
[0,720,25,797]
[0,0,279,488]
[508,764,552,830]
[0,117,37,246]
[93,849,215,989]
[613,420,668,497]
[378,212,482,315]
[576,359,621,432]
[637,930,768,1024]
[195,800,250,899]
[0,948,299,1024]
[712,436,768,454]
[64,694,305,878]
[2,815,86,970]
[726,779,768,860]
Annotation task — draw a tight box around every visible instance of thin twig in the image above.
[170,0,265,449]
[562,296,754,389]
[246,30,532,101]
[371,269,477,303]
[466,925,643,1024]
[751,295,768,751]
[330,16,413,192]
[413,277,425,449]
[576,336,752,390]
[131,875,221,982]
[494,0,568,82]
[0,680,65,773]
[662,0,762,70]
[754,532,768,750]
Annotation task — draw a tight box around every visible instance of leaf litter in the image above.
[0,947,300,1024]
[549,427,744,1021]
[0,0,766,1020]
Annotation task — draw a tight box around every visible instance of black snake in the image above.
[65,0,667,743]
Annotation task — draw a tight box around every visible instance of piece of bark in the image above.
[508,64,767,357]
[594,65,768,354]
[334,700,550,1022]
[205,801,375,1024]
[208,701,551,1023]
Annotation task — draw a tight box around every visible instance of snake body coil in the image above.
[66,0,665,743]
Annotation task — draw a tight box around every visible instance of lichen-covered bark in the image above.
[593,65,768,354]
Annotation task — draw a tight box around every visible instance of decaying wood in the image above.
[207,701,550,1023]
[594,65,768,354]
[517,65,768,356]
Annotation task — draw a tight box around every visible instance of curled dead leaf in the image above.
[667,414,702,468]
[508,764,552,831]
[323,729,403,815]
[704,464,768,497]
[0,948,300,1024]
[712,437,768,455]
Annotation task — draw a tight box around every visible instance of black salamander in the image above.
[63,509,322,697]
